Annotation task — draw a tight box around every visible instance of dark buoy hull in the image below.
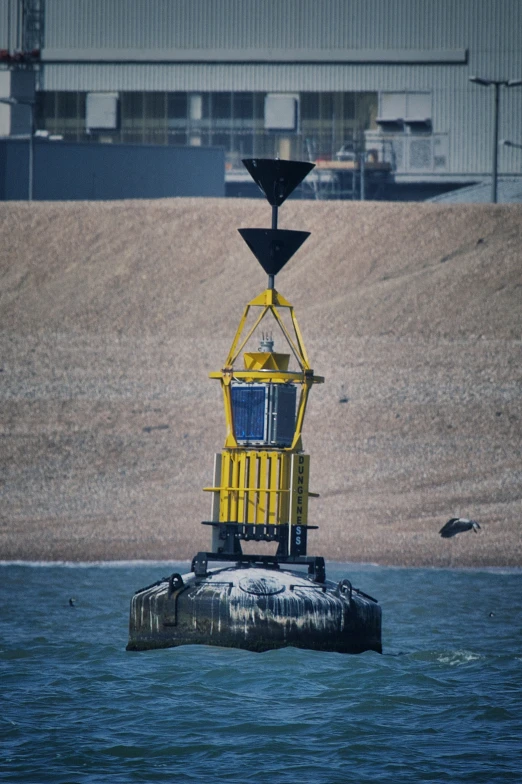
[127,566,382,654]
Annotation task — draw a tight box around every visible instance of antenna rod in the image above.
[268,204,278,289]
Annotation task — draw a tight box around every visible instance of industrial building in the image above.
[1,0,521,200]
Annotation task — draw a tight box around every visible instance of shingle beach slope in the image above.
[1,198,521,566]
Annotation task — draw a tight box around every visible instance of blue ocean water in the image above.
[1,562,521,784]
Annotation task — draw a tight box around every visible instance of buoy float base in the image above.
[126,564,382,655]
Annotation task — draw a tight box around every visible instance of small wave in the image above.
[2,559,521,575]
[436,650,483,666]
[0,559,191,569]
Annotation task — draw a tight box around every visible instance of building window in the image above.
[212,92,232,120]
[299,92,377,160]
[57,92,79,119]
[36,89,378,156]
[233,93,253,120]
[122,92,143,121]
[168,93,187,119]
[36,91,86,141]
[343,93,356,120]
[144,92,166,120]
[300,93,320,120]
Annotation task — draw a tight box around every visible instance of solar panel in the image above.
[231,383,297,446]
[231,385,267,441]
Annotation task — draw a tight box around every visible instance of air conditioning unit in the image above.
[231,382,297,447]
[264,94,299,132]
[86,92,119,131]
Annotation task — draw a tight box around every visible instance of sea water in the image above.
[1,562,521,784]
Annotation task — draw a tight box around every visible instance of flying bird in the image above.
[439,518,481,538]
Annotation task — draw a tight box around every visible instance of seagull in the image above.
[439,518,481,538]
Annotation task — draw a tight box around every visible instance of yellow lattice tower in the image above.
[202,159,324,564]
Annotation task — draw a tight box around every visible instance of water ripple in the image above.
[1,563,522,783]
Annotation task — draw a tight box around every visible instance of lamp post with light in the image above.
[469,76,522,203]
[0,96,36,201]
[501,139,522,151]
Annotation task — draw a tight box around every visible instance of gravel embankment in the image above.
[1,198,520,566]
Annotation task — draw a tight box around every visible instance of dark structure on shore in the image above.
[0,137,224,201]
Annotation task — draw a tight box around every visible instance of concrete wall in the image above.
[0,138,225,200]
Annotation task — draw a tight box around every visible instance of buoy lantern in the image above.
[127,159,382,655]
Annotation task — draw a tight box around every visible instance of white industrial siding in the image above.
[42,64,469,93]
[41,0,520,53]
[41,63,522,177]
[6,0,520,179]
[0,0,21,51]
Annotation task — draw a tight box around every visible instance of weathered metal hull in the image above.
[126,566,382,654]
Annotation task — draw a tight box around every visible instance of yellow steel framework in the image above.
[209,287,323,451]
[218,450,291,524]
[204,287,322,534]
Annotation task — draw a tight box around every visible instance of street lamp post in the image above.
[469,76,522,203]
[0,96,35,201]
[501,139,522,151]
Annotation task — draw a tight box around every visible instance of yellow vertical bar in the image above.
[211,453,222,522]
[268,453,279,524]
[258,451,268,524]
[230,453,239,522]
[247,452,258,523]
[219,451,231,522]
[279,453,290,523]
[275,452,281,525]
[255,453,262,524]
[266,453,273,524]
[242,453,249,524]
[274,454,282,524]
[211,453,222,551]
[237,452,247,523]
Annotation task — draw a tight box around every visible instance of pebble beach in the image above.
[1,197,520,567]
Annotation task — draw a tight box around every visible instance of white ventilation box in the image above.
[86,92,119,130]
[264,94,298,131]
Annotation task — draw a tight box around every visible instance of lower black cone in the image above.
[242,159,315,206]
[238,228,310,277]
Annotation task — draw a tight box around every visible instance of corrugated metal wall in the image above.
[0,0,23,51]
[41,0,521,54]
[3,0,521,178]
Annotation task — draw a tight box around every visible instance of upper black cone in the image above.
[238,228,310,276]
[242,159,315,206]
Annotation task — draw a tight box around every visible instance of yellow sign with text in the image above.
[289,453,310,526]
